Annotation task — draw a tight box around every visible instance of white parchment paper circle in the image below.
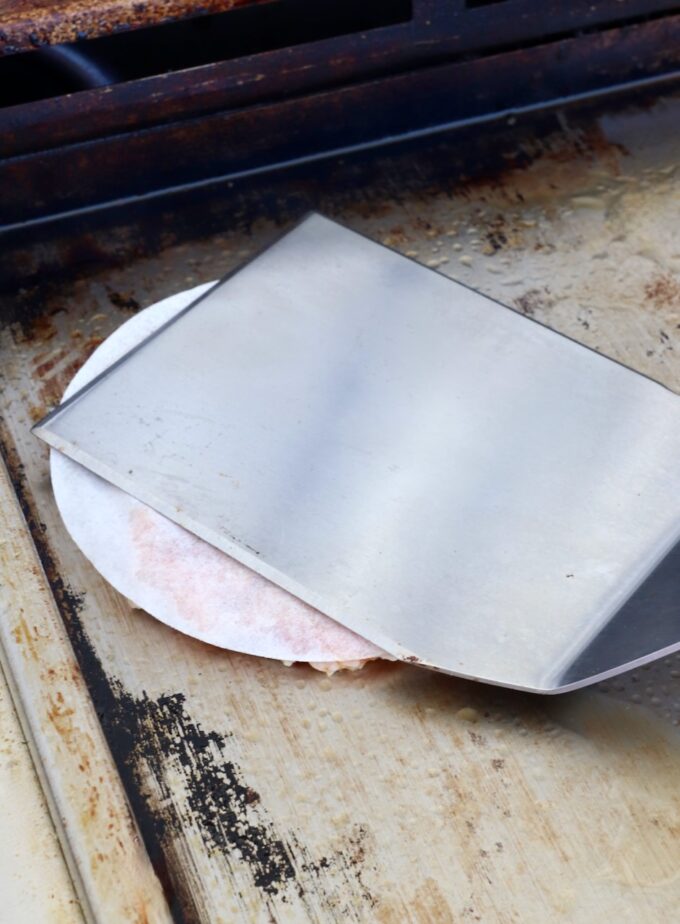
[51,283,384,664]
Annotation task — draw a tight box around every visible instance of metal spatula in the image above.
[34,214,680,693]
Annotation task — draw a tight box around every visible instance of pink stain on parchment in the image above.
[129,505,381,660]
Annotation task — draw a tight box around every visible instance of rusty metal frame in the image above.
[1,11,679,293]
[1,0,678,56]
[2,4,679,158]
[0,0,268,56]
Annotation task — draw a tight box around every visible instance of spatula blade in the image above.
[34,214,680,692]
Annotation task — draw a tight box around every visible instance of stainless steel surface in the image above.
[35,213,680,693]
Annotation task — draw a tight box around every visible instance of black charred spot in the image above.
[107,289,141,312]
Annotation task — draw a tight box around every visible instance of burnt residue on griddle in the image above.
[293,823,378,917]
[98,669,379,919]
[4,284,67,339]
[107,686,297,896]
[513,286,555,318]
[106,288,141,313]
[0,421,376,921]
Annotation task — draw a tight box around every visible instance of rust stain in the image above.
[11,616,41,661]
[35,346,71,378]
[35,336,104,410]
[11,312,58,345]
[47,691,77,741]
[44,684,99,762]
[0,0,267,55]
[411,877,455,923]
[645,273,680,310]
[8,306,108,416]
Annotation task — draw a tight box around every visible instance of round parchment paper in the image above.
[52,283,384,667]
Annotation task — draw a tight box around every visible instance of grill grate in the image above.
[0,0,678,287]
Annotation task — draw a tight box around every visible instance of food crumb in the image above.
[571,195,605,209]
[307,659,373,674]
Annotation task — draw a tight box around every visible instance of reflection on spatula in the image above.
[34,214,680,693]
[50,282,385,670]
